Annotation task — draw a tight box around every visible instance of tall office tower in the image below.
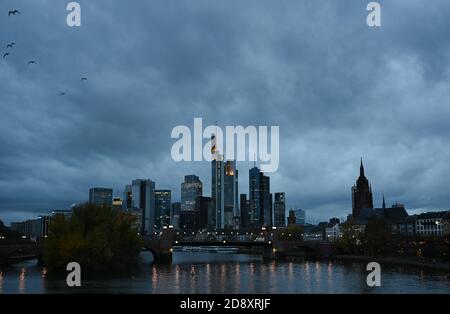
[351,159,374,219]
[295,209,306,225]
[195,196,213,231]
[89,187,113,207]
[155,190,171,229]
[122,185,132,209]
[180,210,196,232]
[181,175,203,211]
[287,210,297,226]
[249,167,272,228]
[210,132,223,230]
[171,202,181,229]
[212,153,224,230]
[240,194,250,229]
[131,179,156,235]
[274,192,286,228]
[223,160,238,229]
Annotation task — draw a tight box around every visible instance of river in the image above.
[0,251,449,294]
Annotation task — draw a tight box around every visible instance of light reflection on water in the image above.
[0,251,449,294]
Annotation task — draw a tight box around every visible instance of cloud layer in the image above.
[1,0,450,224]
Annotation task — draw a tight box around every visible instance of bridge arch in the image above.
[141,247,158,264]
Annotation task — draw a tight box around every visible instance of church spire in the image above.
[382,194,386,209]
[360,158,365,177]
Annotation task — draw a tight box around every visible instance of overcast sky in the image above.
[1,0,450,225]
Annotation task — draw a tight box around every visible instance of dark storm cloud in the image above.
[1,0,450,224]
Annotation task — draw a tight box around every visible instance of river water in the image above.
[0,251,449,294]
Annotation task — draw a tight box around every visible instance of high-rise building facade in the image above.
[212,156,224,229]
[131,179,156,235]
[240,194,251,229]
[295,209,306,225]
[351,160,374,219]
[181,175,203,211]
[122,184,132,209]
[224,160,238,229]
[89,187,113,207]
[195,196,213,231]
[287,210,296,226]
[171,202,181,229]
[274,192,286,228]
[249,167,272,228]
[180,210,196,232]
[155,190,171,229]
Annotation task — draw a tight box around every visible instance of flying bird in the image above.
[58,92,66,96]
[3,52,10,59]
[8,10,20,16]
[81,77,88,82]
[27,60,37,65]
[6,43,15,49]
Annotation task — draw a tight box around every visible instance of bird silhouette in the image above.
[28,60,37,65]
[3,52,10,59]
[8,10,20,16]
[81,77,88,82]
[58,92,66,96]
[6,43,15,49]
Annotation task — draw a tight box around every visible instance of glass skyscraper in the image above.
[181,175,203,211]
[223,160,238,228]
[274,192,286,228]
[131,179,156,235]
[249,167,272,228]
[212,156,224,229]
[89,187,113,207]
[155,190,171,229]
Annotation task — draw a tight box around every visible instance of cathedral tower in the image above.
[351,159,374,219]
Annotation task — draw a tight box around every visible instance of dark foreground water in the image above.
[1,252,449,294]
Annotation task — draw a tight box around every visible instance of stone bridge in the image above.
[142,229,176,263]
[142,229,335,263]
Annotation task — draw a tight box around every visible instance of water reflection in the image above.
[19,268,26,294]
[0,252,449,294]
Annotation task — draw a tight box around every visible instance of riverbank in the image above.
[333,255,450,272]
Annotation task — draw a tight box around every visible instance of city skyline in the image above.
[2,1,450,225]
[2,157,447,228]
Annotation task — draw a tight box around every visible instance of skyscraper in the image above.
[181,175,203,211]
[122,184,132,210]
[131,179,156,235]
[89,187,113,207]
[274,192,286,228]
[224,160,238,228]
[155,190,171,229]
[351,159,374,219]
[212,156,224,229]
[287,210,296,226]
[240,194,250,229]
[171,202,181,229]
[195,196,213,231]
[295,209,306,225]
[249,166,272,228]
